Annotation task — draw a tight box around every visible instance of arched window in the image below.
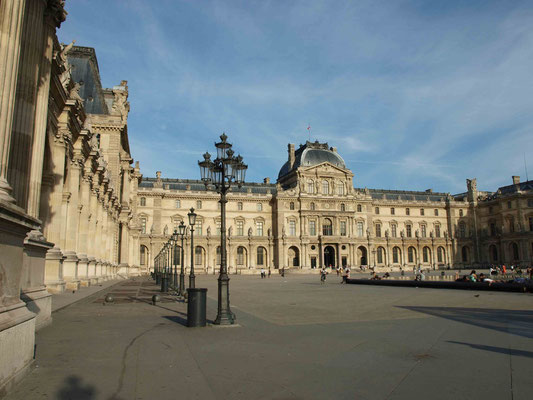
[140,245,147,265]
[289,202,295,210]
[237,247,245,265]
[357,204,362,212]
[377,247,384,264]
[322,180,329,195]
[337,182,345,195]
[437,247,445,263]
[459,222,466,238]
[307,180,314,194]
[140,197,146,206]
[408,247,416,263]
[195,246,203,265]
[423,247,430,263]
[461,246,469,262]
[435,224,441,238]
[310,202,315,211]
[257,247,265,265]
[340,203,346,212]
[323,218,333,236]
[511,242,519,260]
[459,209,464,217]
[393,247,400,264]
[216,246,221,265]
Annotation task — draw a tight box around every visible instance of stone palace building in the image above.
[138,141,533,275]
[0,1,141,392]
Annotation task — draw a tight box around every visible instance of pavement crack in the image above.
[107,325,159,400]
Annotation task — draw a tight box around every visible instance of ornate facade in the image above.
[0,1,140,391]
[137,141,533,273]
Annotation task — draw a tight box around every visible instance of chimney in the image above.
[288,144,295,168]
[264,177,270,184]
[512,176,520,185]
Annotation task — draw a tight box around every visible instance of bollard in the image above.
[187,288,207,327]
[161,276,169,293]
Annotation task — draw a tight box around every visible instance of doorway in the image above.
[324,245,336,268]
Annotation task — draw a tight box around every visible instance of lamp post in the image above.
[198,133,247,325]
[172,230,179,288]
[178,221,186,296]
[188,208,197,289]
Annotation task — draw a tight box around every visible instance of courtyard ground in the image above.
[4,273,533,400]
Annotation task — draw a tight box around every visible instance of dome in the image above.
[278,141,346,179]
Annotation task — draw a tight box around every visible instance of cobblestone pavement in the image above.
[4,274,533,400]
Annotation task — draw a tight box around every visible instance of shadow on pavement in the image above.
[448,341,533,359]
[163,314,215,326]
[398,306,533,339]
[56,376,97,400]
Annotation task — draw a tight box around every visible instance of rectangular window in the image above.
[196,221,202,236]
[375,224,381,237]
[176,200,181,208]
[340,221,346,236]
[289,220,296,236]
[216,221,221,235]
[309,220,316,236]
[406,224,412,237]
[391,207,395,215]
[256,221,263,236]
[434,209,438,216]
[375,207,380,214]
[196,200,202,209]
[421,225,426,237]
[435,225,440,238]
[357,222,364,237]
[257,203,262,211]
[195,248,202,265]
[237,220,244,236]
[420,208,425,216]
[238,202,243,211]
[141,218,146,234]
[406,208,410,216]
[257,248,264,265]
[507,201,512,209]
[391,224,397,237]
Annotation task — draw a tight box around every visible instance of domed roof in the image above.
[278,141,346,179]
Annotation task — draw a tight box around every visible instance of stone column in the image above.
[77,174,91,286]
[0,0,25,203]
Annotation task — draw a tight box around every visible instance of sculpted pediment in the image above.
[301,162,351,176]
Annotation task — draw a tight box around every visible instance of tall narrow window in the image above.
[309,220,316,236]
[337,182,345,195]
[307,180,314,194]
[357,222,364,237]
[322,180,329,195]
[459,222,466,238]
[310,202,315,211]
[435,225,441,238]
[377,247,384,264]
[289,202,295,210]
[257,203,262,211]
[421,225,427,238]
[391,224,397,237]
[196,221,202,236]
[237,247,244,265]
[459,209,463,217]
[340,221,346,236]
[408,247,415,263]
[406,208,410,216]
[216,221,221,235]
[216,247,221,265]
[238,202,243,211]
[434,209,438,216]
[175,200,181,208]
[406,224,412,237]
[393,247,399,263]
[375,224,381,237]
[256,221,264,236]
[257,247,265,265]
[375,207,380,214]
[289,220,296,236]
[140,197,146,206]
[236,220,244,236]
[420,208,425,216]
[391,207,395,215]
[195,247,202,265]
[196,200,202,209]
[140,246,146,265]
[323,219,333,236]
[437,247,444,263]
[423,247,430,263]
[340,203,346,211]
[357,204,362,212]
[140,218,146,234]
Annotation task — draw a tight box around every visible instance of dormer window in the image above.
[322,180,329,195]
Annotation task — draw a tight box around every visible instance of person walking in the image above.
[268,267,271,278]
[320,267,327,284]
[260,268,265,278]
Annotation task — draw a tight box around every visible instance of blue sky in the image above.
[58,0,533,194]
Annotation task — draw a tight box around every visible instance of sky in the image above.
[57,0,533,194]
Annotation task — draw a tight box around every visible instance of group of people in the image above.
[320,265,351,284]
[260,268,271,278]
[456,268,533,286]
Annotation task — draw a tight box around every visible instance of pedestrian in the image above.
[260,267,265,278]
[281,267,285,277]
[268,267,271,278]
[320,267,327,284]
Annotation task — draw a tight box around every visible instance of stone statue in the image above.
[163,225,168,235]
[207,226,211,237]
[69,82,83,102]
[248,227,253,237]
[267,228,272,237]
[60,40,76,61]
[228,226,232,237]
[112,81,130,123]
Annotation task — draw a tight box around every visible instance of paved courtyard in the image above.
[5,273,533,400]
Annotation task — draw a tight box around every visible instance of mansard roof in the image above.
[278,141,346,179]
[362,188,449,202]
[139,178,277,195]
[67,46,109,114]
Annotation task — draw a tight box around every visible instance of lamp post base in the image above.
[179,273,185,297]
[214,272,234,325]
[189,274,195,289]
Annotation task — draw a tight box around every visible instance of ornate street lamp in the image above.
[172,230,179,288]
[198,133,247,325]
[178,221,186,296]
[188,208,197,289]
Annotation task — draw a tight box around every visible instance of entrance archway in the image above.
[324,245,336,268]
[357,246,367,266]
